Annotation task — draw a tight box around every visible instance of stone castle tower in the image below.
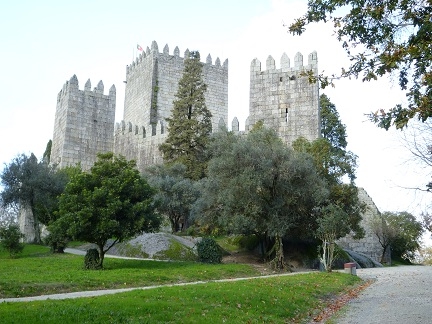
[50,75,116,170]
[113,41,228,171]
[245,51,320,145]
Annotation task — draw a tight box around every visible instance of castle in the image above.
[50,40,320,173]
[18,41,385,265]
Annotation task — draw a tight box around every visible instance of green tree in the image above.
[289,1,432,130]
[195,127,329,270]
[370,211,423,263]
[388,211,424,262]
[56,153,161,268]
[43,139,52,164]
[316,204,351,272]
[293,95,364,239]
[159,51,213,180]
[0,223,24,257]
[146,163,200,233]
[1,153,67,243]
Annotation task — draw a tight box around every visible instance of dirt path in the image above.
[334,265,432,324]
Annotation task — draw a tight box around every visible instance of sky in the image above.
[0,1,430,232]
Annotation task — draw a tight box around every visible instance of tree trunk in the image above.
[97,244,105,269]
[270,235,285,270]
[380,245,389,264]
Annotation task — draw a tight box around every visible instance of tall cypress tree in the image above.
[159,51,212,180]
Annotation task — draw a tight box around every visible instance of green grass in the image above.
[0,245,258,298]
[0,244,363,323]
[0,272,360,323]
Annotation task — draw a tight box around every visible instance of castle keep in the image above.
[247,51,320,145]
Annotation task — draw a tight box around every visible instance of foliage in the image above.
[42,139,52,164]
[289,1,432,130]
[159,51,213,180]
[293,95,365,239]
[417,245,432,265]
[370,211,423,263]
[0,200,17,225]
[387,212,424,262]
[320,94,347,152]
[398,119,432,192]
[0,244,258,298]
[146,163,200,233]
[196,237,223,263]
[55,152,161,268]
[84,248,102,270]
[195,127,329,269]
[316,205,351,272]
[0,223,24,257]
[0,153,70,243]
[44,216,71,253]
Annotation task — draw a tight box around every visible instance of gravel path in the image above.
[335,265,432,324]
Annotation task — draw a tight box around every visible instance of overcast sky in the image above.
[1,0,430,232]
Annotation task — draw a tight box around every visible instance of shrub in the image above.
[44,218,71,253]
[0,224,24,257]
[84,248,101,270]
[197,237,222,264]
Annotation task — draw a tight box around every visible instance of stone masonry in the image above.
[114,41,228,171]
[337,188,390,264]
[246,51,320,145]
[50,75,116,171]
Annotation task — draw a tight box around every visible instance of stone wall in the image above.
[50,75,116,171]
[337,188,390,264]
[114,41,229,173]
[247,51,320,145]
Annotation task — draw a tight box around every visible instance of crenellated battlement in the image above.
[57,75,116,102]
[250,51,317,74]
[114,119,166,138]
[248,50,320,146]
[126,40,228,75]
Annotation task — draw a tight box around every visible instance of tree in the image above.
[369,213,396,264]
[316,204,351,272]
[293,95,364,239]
[320,94,348,151]
[388,211,423,262]
[56,153,161,268]
[159,51,213,180]
[289,1,432,130]
[43,140,52,164]
[195,127,329,270]
[1,153,67,243]
[370,211,423,263]
[146,163,200,233]
[0,223,24,257]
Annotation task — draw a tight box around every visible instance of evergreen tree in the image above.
[159,51,212,180]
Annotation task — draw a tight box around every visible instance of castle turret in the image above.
[248,51,320,145]
[50,76,116,170]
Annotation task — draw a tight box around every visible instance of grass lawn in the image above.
[0,245,362,323]
[0,245,259,298]
[0,272,360,323]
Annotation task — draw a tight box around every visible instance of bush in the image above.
[0,224,24,257]
[45,217,71,253]
[84,248,102,270]
[197,237,222,264]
